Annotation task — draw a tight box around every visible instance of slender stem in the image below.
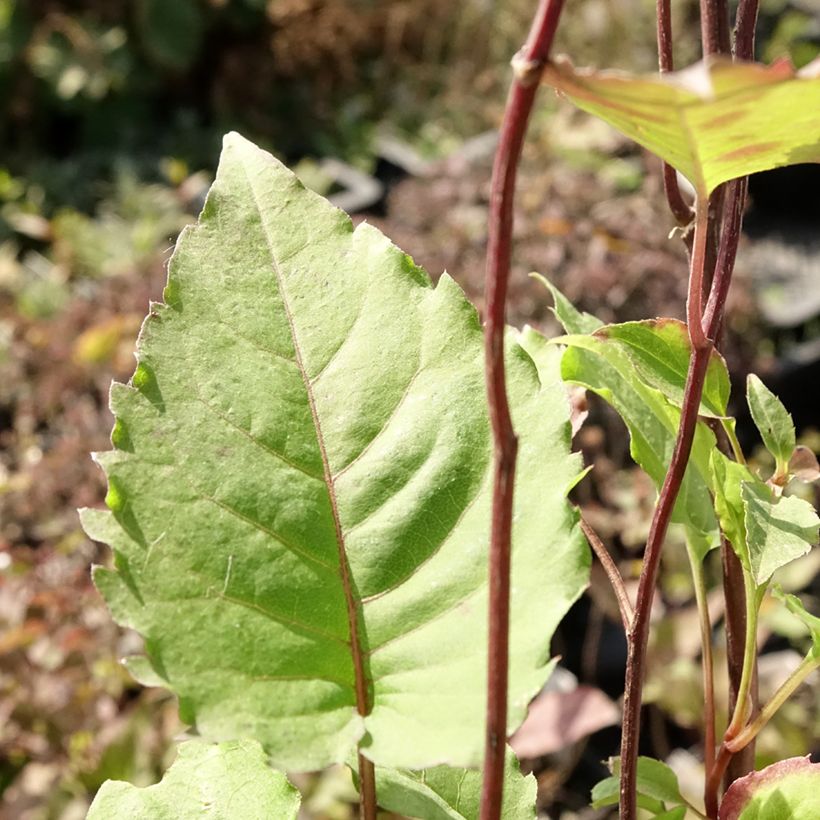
[687,197,710,350]
[722,421,746,465]
[656,0,693,225]
[581,516,633,632]
[700,0,731,56]
[726,653,820,753]
[720,537,757,785]
[726,571,760,740]
[480,2,565,817]
[619,208,714,819]
[705,571,760,817]
[703,178,747,340]
[733,0,760,60]
[687,541,716,776]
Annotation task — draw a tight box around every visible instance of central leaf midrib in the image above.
[239,160,371,721]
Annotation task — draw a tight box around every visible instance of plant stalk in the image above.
[726,653,820,753]
[480,1,565,817]
[581,516,633,632]
[734,0,760,60]
[656,0,693,225]
[705,571,760,816]
[619,198,714,819]
[687,541,716,775]
[700,0,731,56]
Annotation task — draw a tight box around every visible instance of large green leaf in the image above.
[552,323,719,542]
[541,56,820,196]
[741,482,819,585]
[87,740,300,820]
[372,748,535,820]
[82,133,588,772]
[719,756,820,819]
[746,374,796,475]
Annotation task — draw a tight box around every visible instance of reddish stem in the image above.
[734,0,760,60]
[700,0,731,56]
[480,2,566,817]
[619,207,714,819]
[580,517,633,632]
[656,0,693,225]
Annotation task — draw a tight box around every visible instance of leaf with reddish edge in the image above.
[541,55,820,197]
[719,756,820,819]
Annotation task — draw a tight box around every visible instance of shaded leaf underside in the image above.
[83,133,588,772]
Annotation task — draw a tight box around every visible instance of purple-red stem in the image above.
[580,517,633,632]
[480,2,565,817]
[656,0,693,225]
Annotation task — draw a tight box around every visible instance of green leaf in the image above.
[772,588,820,658]
[372,748,535,820]
[741,482,819,585]
[531,273,604,335]
[719,756,820,819]
[87,740,300,820]
[592,319,730,418]
[747,374,796,475]
[591,756,684,812]
[541,56,820,197]
[709,451,757,563]
[556,330,719,541]
[83,133,589,772]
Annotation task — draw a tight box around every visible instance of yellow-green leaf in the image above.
[541,56,820,197]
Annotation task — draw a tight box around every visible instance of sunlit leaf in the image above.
[541,56,820,196]
[372,748,535,820]
[719,756,820,819]
[741,482,819,585]
[82,133,588,772]
[747,374,796,475]
[87,740,300,820]
[532,272,604,335]
[710,451,757,562]
[553,323,719,543]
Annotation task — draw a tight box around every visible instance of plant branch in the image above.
[733,0,760,60]
[705,571,760,816]
[687,541,716,775]
[580,516,633,632]
[619,202,714,819]
[700,0,731,56]
[656,0,693,225]
[726,652,820,753]
[480,1,565,817]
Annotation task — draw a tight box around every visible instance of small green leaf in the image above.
[87,740,300,820]
[772,587,820,658]
[719,756,820,819]
[741,482,819,585]
[746,374,796,476]
[709,451,757,564]
[542,56,820,197]
[557,331,719,541]
[531,273,604,335]
[372,748,535,820]
[591,756,684,811]
[593,319,730,417]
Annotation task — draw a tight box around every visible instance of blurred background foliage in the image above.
[1,1,819,818]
